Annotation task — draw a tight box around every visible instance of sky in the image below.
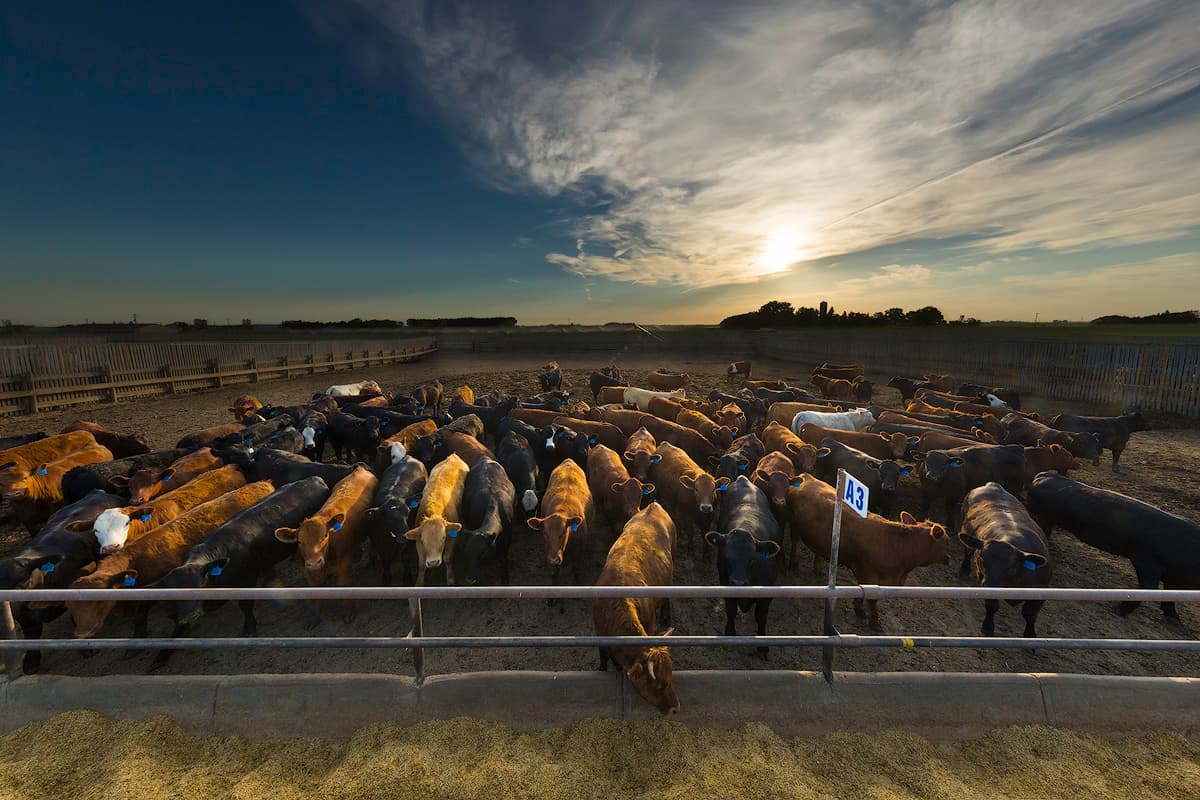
[2,0,1198,326]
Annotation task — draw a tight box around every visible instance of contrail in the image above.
[818,61,1200,232]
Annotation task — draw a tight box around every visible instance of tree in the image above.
[905,306,946,326]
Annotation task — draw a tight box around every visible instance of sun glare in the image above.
[758,229,806,274]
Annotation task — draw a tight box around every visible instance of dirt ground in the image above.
[1,350,1197,679]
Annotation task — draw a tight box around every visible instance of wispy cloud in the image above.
[840,264,932,290]
[322,0,1200,289]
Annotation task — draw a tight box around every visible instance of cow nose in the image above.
[548,556,563,567]
[465,576,478,586]
[305,558,325,571]
[426,558,443,568]
[699,504,713,514]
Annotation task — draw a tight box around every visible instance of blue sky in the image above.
[2,1,1198,325]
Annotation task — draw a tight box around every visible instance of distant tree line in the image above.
[281,317,518,329]
[720,301,975,329]
[283,318,407,330]
[1092,310,1199,325]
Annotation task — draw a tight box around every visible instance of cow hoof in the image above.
[868,622,883,634]
[21,653,41,675]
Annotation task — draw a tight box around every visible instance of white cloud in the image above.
[327,0,1200,289]
[840,264,932,290]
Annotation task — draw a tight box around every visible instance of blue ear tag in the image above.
[140,513,152,523]
[718,483,728,492]
[791,480,802,488]
[161,474,171,483]
[209,565,223,577]
[448,529,458,538]
[408,499,419,509]
[642,486,651,495]
[1023,559,1038,571]
[570,522,579,532]
[332,521,343,531]
[37,468,47,476]
[589,436,597,445]
[738,463,746,471]
[758,550,771,559]
[123,575,136,587]
[39,562,55,573]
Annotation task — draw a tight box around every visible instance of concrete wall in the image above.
[4,671,1199,740]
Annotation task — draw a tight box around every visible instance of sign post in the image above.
[821,469,869,683]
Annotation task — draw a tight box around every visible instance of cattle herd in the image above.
[0,359,1195,714]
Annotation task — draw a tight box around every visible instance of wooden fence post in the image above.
[282,355,290,380]
[101,366,117,404]
[210,359,222,389]
[249,358,258,384]
[162,365,176,395]
[306,354,315,376]
[20,373,37,415]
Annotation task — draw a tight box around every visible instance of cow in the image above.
[958,482,1052,637]
[787,474,949,630]
[634,415,717,465]
[623,387,686,412]
[176,423,247,450]
[0,432,46,450]
[760,421,820,474]
[506,407,569,429]
[1022,442,1080,486]
[1000,413,1101,464]
[956,400,1038,421]
[713,434,766,482]
[871,420,988,444]
[767,401,844,427]
[65,481,277,644]
[820,361,864,372]
[327,412,382,462]
[537,365,564,392]
[1,489,125,674]
[549,416,627,452]
[0,430,96,479]
[790,408,874,434]
[325,380,384,397]
[922,374,957,392]
[912,429,993,454]
[726,360,752,383]
[588,444,652,526]
[1050,412,1150,472]
[450,385,475,405]
[811,375,872,402]
[460,457,517,586]
[448,396,519,439]
[497,431,540,520]
[797,423,910,461]
[903,403,1006,440]
[519,391,573,412]
[61,448,188,502]
[1028,472,1200,619]
[256,427,305,454]
[705,475,783,657]
[813,438,910,517]
[276,466,377,620]
[406,453,469,585]
[376,419,438,470]
[1,442,113,532]
[750,450,800,521]
[646,370,689,391]
[212,416,295,449]
[70,463,248,555]
[528,458,592,588]
[623,426,657,483]
[228,394,265,424]
[538,424,592,471]
[651,442,724,553]
[959,384,1021,410]
[713,403,748,435]
[593,502,679,714]
[364,453,427,585]
[147,476,331,669]
[915,389,983,407]
[115,448,223,504]
[646,396,685,422]
[675,408,735,449]
[440,431,495,469]
[886,376,925,402]
[596,407,658,436]
[222,447,360,487]
[743,379,787,391]
[811,366,862,383]
[59,421,151,458]
[914,444,1026,531]
[707,391,768,431]
[411,380,445,415]
[589,370,625,403]
[876,411,988,437]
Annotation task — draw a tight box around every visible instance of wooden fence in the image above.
[0,338,437,417]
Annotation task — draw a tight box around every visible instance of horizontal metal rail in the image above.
[3,585,1198,603]
[2,634,1199,652]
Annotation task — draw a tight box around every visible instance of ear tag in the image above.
[1023,559,1038,571]
[718,484,728,492]
[140,513,152,523]
[209,565,223,577]
[758,550,771,559]
[448,529,458,538]
[975,418,984,425]
[570,522,579,532]
[651,455,661,464]
[738,463,746,471]
[900,467,912,476]
[161,474,171,483]
[332,521,343,531]
[589,436,597,445]
[408,499,420,509]
[435,440,443,448]
[123,575,136,587]
[39,562,55,573]
[36,468,47,476]
[731,429,739,436]
[642,486,651,495]
[791,480,802,488]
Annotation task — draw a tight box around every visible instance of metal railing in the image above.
[3,584,1199,684]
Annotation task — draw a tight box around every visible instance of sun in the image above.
[758,229,807,274]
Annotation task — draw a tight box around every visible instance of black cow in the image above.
[448,396,519,440]
[1001,414,1101,464]
[257,404,313,422]
[213,416,295,449]
[365,455,428,585]
[148,476,332,669]
[703,475,783,658]
[1050,412,1150,473]
[461,457,517,585]
[0,432,47,450]
[1028,473,1200,620]
[298,411,328,461]
[538,366,564,392]
[0,490,126,674]
[886,376,924,402]
[590,369,624,403]
[497,430,541,515]
[62,448,189,502]
[539,423,591,470]
[327,412,381,462]
[220,447,360,486]
[813,437,909,517]
[958,482,1051,637]
[915,444,1025,531]
[711,434,766,482]
[256,427,305,454]
[519,391,572,412]
[958,384,1021,410]
[706,391,770,430]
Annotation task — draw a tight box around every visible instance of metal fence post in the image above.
[821,469,848,683]
[409,596,425,683]
[1,601,22,681]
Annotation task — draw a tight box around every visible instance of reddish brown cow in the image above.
[914,430,992,454]
[646,396,685,422]
[675,408,735,449]
[623,426,658,482]
[760,421,820,474]
[743,379,786,391]
[650,442,726,552]
[176,423,246,450]
[528,458,592,580]
[115,447,224,504]
[767,401,843,427]
[228,395,264,424]
[376,419,439,469]
[714,404,748,436]
[726,360,751,383]
[450,385,475,405]
[550,417,628,452]
[587,444,653,525]
[646,370,689,391]
[922,374,957,392]
[787,474,950,630]
[592,502,679,714]
[595,385,631,406]
[797,423,910,460]
[59,421,151,458]
[955,400,1038,420]
[751,451,800,517]
[812,375,859,400]
[1023,442,1080,487]
[598,408,658,436]
[634,415,718,465]
[0,431,96,478]
[1,442,113,531]
[507,408,565,428]
[441,431,495,469]
[412,380,444,415]
[812,366,862,382]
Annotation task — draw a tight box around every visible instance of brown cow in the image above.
[550,417,627,452]
[450,385,475,405]
[820,361,864,372]
[507,408,565,428]
[646,370,689,391]
[797,423,910,460]
[412,380,444,415]
[913,429,992,454]
[714,404,748,435]
[812,375,860,400]
[751,451,800,518]
[787,474,949,630]
[634,415,718,465]
[1,442,113,531]
[922,374,957,392]
[675,408,735,449]
[743,379,786,391]
[528,458,592,582]
[904,401,1006,440]
[441,431,495,468]
[66,481,275,639]
[767,401,843,427]
[956,401,1038,421]
[376,419,439,469]
[597,408,657,436]
[726,360,751,383]
[228,395,265,424]
[595,385,632,406]
[592,502,679,714]
[1022,442,1080,487]
[587,444,653,525]
[760,421,820,474]
[812,366,862,382]
[623,426,657,482]
[0,431,96,479]
[115,447,224,504]
[402,454,468,585]
[59,421,151,458]
[176,423,246,450]
[877,411,981,436]
[650,441,726,552]
[646,396,685,422]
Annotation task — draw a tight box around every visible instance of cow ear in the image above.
[816,447,831,458]
[274,527,299,544]
[109,475,130,487]
[679,475,696,490]
[403,529,422,541]
[365,508,379,521]
[751,469,766,485]
[641,483,655,496]
[878,432,892,441]
[912,452,926,461]
[623,451,636,462]
[704,531,725,548]
[957,532,984,550]
[1021,552,1048,568]
[756,540,780,558]
[527,517,545,531]
[610,481,626,494]
[114,569,139,588]
[716,477,731,490]
[899,511,916,524]
[706,455,721,467]
[64,519,94,533]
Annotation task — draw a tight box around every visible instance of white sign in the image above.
[841,471,870,518]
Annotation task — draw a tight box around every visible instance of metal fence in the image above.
[4,584,1199,684]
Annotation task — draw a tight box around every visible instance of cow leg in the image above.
[723,598,737,636]
[958,550,973,580]
[754,599,771,659]
[1021,600,1044,638]
[981,599,999,636]
[148,621,188,672]
[122,605,152,660]
[1111,442,1125,473]
[238,600,258,636]
[866,600,882,633]
[852,597,866,619]
[15,603,46,675]
[598,648,609,671]
[1118,559,1162,617]
[415,563,427,588]
[1160,581,1181,621]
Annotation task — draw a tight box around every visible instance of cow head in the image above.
[626,644,679,714]
[527,513,582,567]
[401,516,462,571]
[148,558,229,625]
[461,529,499,586]
[229,394,264,424]
[611,478,654,519]
[365,499,415,542]
[752,467,797,512]
[410,433,443,465]
[680,473,727,516]
[1123,410,1151,432]
[66,568,138,638]
[705,528,780,586]
[1065,431,1103,465]
[958,532,1047,585]
[0,465,34,499]
[876,460,911,492]
[66,507,144,554]
[0,554,62,591]
[276,513,346,583]
[878,431,911,459]
[784,442,819,474]
[914,451,964,483]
